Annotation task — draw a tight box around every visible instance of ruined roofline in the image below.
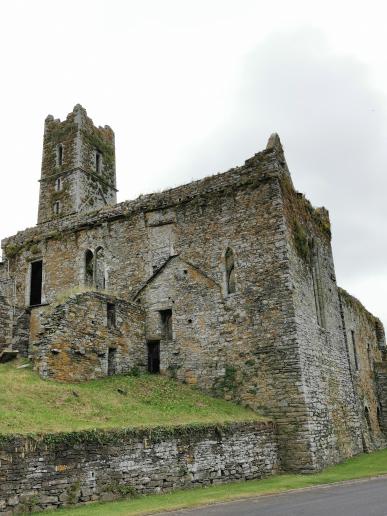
[2,133,327,256]
[339,286,385,339]
[2,140,287,251]
[45,104,114,134]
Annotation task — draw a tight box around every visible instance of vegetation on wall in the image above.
[280,176,331,263]
[82,129,115,171]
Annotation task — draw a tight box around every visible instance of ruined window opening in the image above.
[351,330,359,371]
[225,247,236,294]
[107,303,116,329]
[55,177,62,192]
[107,347,117,376]
[364,406,372,432]
[147,341,160,374]
[29,260,43,306]
[85,250,94,286]
[57,144,63,166]
[311,241,326,328]
[95,246,105,290]
[96,151,101,173]
[160,309,173,340]
[53,201,61,215]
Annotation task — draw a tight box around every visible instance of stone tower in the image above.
[37,105,117,224]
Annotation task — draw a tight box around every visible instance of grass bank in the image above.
[0,360,264,434]
[44,448,387,515]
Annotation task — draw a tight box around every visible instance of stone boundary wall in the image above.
[0,422,278,514]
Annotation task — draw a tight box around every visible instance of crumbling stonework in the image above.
[0,105,385,472]
[30,292,145,381]
[0,422,278,513]
[38,104,116,224]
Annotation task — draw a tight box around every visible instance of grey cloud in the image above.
[171,29,387,287]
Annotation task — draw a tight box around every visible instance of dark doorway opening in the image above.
[107,347,117,376]
[147,341,160,374]
[30,260,43,306]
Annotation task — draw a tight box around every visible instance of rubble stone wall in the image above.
[0,422,278,514]
[0,296,12,351]
[31,292,145,381]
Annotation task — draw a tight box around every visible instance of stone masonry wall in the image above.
[0,296,12,352]
[38,105,116,224]
[0,422,278,514]
[339,288,386,449]
[1,144,312,470]
[282,178,364,469]
[30,292,145,381]
[375,361,387,433]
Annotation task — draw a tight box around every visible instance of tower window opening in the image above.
[96,151,101,173]
[55,177,62,192]
[57,144,63,166]
[53,201,61,215]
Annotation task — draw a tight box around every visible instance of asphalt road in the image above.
[160,477,387,516]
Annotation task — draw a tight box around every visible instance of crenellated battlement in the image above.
[38,105,117,224]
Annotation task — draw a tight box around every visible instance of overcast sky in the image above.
[0,0,386,328]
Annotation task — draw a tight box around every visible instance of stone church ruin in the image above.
[1,105,386,472]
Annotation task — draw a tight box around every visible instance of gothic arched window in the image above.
[225,247,236,294]
[85,249,94,286]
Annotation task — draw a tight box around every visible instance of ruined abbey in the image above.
[1,105,386,473]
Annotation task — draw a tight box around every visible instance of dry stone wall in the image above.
[0,422,278,514]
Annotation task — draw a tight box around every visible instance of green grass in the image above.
[0,360,264,434]
[44,448,387,515]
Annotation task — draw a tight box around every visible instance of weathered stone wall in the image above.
[0,422,278,514]
[282,177,365,469]
[1,121,385,473]
[0,296,12,352]
[31,292,145,381]
[1,143,310,468]
[375,361,387,433]
[339,288,386,448]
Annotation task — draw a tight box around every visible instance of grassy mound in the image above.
[0,360,265,434]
